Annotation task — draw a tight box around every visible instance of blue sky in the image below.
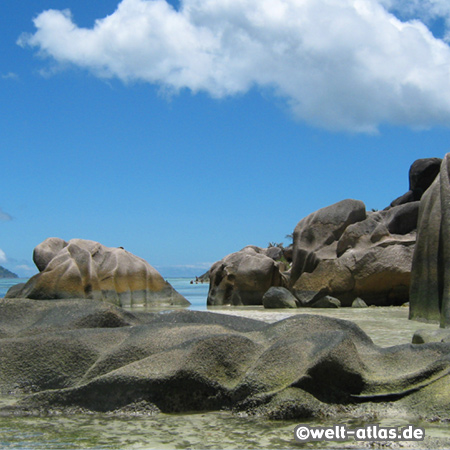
[2,0,450,278]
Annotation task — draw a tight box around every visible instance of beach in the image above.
[0,277,448,449]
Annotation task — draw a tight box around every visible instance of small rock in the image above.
[412,329,450,344]
[311,296,341,308]
[263,287,298,309]
[352,298,368,308]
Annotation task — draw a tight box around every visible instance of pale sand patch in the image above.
[206,306,439,347]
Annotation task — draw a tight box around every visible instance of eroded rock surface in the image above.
[5,238,189,308]
[1,300,450,423]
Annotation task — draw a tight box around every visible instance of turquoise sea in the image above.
[0,278,210,310]
[1,277,450,449]
[0,278,30,299]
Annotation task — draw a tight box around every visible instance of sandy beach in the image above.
[208,305,439,347]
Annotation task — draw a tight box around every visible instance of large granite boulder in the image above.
[391,157,442,207]
[290,199,366,287]
[1,300,450,428]
[291,201,417,306]
[207,246,287,306]
[410,154,450,327]
[5,238,189,308]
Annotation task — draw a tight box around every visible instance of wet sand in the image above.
[207,305,439,347]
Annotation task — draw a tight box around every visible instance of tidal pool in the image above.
[2,407,450,449]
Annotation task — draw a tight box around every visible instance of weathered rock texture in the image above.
[290,200,417,306]
[410,154,450,327]
[5,238,189,308]
[1,300,450,425]
[207,246,287,306]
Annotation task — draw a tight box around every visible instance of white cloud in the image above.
[380,0,450,41]
[0,249,7,264]
[15,264,35,272]
[18,0,450,132]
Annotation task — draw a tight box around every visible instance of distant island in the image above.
[0,266,18,279]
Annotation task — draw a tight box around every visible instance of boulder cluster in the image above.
[208,158,442,308]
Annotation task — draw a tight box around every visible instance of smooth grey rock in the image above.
[263,287,298,309]
[311,295,341,308]
[352,298,368,308]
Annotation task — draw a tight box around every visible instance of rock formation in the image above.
[5,238,189,308]
[290,200,417,306]
[207,246,287,306]
[290,199,367,282]
[410,154,450,327]
[205,158,440,308]
[391,157,442,206]
[1,300,450,425]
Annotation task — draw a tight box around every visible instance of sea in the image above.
[1,277,450,449]
[0,278,210,310]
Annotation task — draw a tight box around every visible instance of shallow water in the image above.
[0,410,300,449]
[0,278,448,449]
[0,278,28,298]
[2,407,450,449]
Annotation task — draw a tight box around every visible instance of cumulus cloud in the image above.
[0,208,12,221]
[380,0,450,41]
[18,0,450,131]
[0,249,7,264]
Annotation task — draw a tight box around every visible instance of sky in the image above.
[2,0,450,278]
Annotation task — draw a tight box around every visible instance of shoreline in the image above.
[199,305,439,347]
[1,277,441,348]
